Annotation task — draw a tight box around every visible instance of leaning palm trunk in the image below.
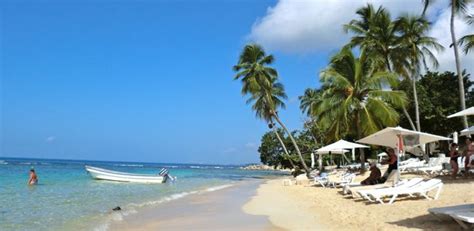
[272,114,311,177]
[412,71,421,131]
[272,127,296,169]
[451,2,469,129]
[402,108,417,131]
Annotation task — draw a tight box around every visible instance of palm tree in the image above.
[397,15,444,131]
[315,47,407,169]
[344,4,417,131]
[424,0,473,128]
[458,34,474,53]
[458,15,474,53]
[247,78,296,169]
[299,88,323,116]
[233,44,311,176]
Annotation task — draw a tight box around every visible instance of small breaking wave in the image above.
[113,164,144,167]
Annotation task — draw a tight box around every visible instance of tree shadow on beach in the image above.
[387,213,464,231]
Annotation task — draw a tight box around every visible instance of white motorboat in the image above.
[85,165,167,183]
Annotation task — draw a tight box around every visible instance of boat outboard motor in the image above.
[159,168,176,183]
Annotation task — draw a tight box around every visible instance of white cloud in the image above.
[245,142,257,149]
[45,136,56,143]
[429,7,474,77]
[249,0,446,53]
[248,0,473,74]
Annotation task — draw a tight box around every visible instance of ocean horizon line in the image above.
[0,156,260,167]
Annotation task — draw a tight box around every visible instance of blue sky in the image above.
[2,0,472,164]
[1,0,328,164]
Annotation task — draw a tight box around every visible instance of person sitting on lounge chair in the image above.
[380,148,397,183]
[361,162,381,185]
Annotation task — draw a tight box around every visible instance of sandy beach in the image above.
[110,180,281,231]
[244,175,474,230]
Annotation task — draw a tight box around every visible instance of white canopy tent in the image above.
[357,126,451,181]
[315,139,369,169]
[447,106,474,118]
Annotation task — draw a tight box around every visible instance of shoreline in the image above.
[108,179,282,231]
[244,176,474,230]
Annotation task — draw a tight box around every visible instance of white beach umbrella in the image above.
[316,140,369,154]
[357,127,450,149]
[316,139,368,169]
[317,139,369,151]
[358,127,451,181]
[447,106,474,118]
[460,126,474,136]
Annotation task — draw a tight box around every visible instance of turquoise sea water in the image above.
[0,158,283,231]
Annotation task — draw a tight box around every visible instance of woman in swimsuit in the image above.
[28,169,38,185]
[449,143,459,179]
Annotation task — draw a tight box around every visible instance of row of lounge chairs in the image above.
[313,172,356,188]
[399,157,450,175]
[400,156,474,176]
[342,177,444,204]
[310,170,473,228]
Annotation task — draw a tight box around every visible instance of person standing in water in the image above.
[28,169,38,185]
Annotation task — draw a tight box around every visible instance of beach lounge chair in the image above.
[364,178,443,204]
[344,170,399,197]
[429,204,474,218]
[429,204,474,229]
[312,174,329,187]
[328,173,355,188]
[451,210,474,229]
[357,177,423,201]
[399,159,425,172]
[414,158,450,176]
[399,158,419,166]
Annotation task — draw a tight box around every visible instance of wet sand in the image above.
[110,180,282,231]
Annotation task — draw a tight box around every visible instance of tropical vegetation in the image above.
[233,44,311,176]
[233,1,473,171]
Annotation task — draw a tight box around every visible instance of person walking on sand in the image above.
[464,138,473,178]
[28,169,38,185]
[449,143,460,179]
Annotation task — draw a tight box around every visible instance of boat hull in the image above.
[85,166,165,183]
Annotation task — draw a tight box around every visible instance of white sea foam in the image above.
[113,164,144,167]
[164,165,179,168]
[204,184,233,192]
